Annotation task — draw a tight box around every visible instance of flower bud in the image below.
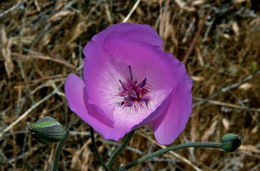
[29,116,67,144]
[220,133,242,152]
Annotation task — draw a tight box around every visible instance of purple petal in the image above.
[151,64,193,145]
[64,74,131,140]
[84,54,172,133]
[89,23,163,48]
[103,38,176,90]
[84,36,176,130]
[111,88,172,131]
[78,23,193,144]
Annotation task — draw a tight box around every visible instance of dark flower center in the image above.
[118,66,150,107]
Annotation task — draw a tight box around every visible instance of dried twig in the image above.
[182,12,210,63]
[1,27,13,77]
[193,97,260,112]
[0,83,63,139]
[138,131,202,171]
[0,0,24,18]
[193,70,260,107]
[122,0,141,23]
[12,52,76,70]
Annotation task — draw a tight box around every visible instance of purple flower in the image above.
[65,23,192,145]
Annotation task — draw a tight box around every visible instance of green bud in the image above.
[220,133,242,152]
[29,116,67,144]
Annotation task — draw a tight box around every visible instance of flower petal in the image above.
[151,71,192,145]
[83,39,174,135]
[78,23,193,144]
[103,38,176,90]
[84,99,133,140]
[84,55,172,133]
[65,74,131,140]
[112,88,172,131]
[89,23,163,48]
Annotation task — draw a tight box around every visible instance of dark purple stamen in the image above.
[119,80,127,91]
[139,78,146,88]
[129,91,138,98]
[128,65,133,80]
[118,66,150,107]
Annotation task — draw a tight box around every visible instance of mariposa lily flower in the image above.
[65,23,192,145]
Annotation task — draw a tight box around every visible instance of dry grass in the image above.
[0,0,259,170]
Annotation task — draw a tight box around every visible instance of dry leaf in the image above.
[232,22,240,36]
[239,145,260,154]
[191,76,205,82]
[48,10,75,22]
[202,120,217,141]
[233,0,247,3]
[192,0,205,6]
[175,0,196,11]
[222,118,230,130]
[239,83,252,90]
[1,27,13,78]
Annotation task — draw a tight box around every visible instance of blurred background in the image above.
[0,0,259,170]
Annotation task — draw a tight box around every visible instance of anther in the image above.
[139,78,146,88]
[119,80,127,91]
[128,65,133,80]
[129,91,138,98]
[118,66,150,107]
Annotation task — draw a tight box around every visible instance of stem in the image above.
[51,134,68,171]
[106,131,135,169]
[117,142,222,170]
[90,127,110,171]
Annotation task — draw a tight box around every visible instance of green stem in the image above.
[90,127,110,171]
[51,134,68,171]
[117,142,222,170]
[106,131,135,169]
